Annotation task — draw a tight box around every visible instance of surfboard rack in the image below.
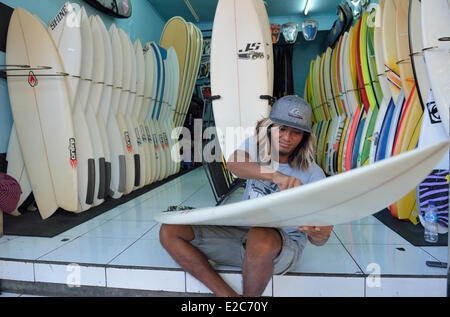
[206,95,221,102]
[0,64,69,77]
[260,95,277,106]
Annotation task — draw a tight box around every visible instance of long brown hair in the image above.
[255,118,317,171]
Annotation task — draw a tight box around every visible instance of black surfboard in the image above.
[84,0,132,18]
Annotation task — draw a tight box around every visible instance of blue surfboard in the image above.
[385,90,405,158]
[375,98,396,161]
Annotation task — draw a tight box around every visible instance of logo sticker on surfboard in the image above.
[426,100,441,124]
[124,132,132,153]
[135,128,142,145]
[69,138,77,168]
[28,71,38,87]
[163,132,169,148]
[238,43,264,60]
[153,133,159,151]
[159,134,165,150]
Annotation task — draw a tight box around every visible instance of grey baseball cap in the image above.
[269,95,313,134]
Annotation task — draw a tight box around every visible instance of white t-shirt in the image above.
[237,135,326,240]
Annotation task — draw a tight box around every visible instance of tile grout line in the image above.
[331,230,366,275]
[418,246,447,265]
[179,183,214,207]
[104,223,160,268]
[34,236,84,262]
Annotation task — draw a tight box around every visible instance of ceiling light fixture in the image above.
[304,0,312,16]
[184,0,200,22]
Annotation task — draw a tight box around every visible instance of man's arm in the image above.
[226,150,275,182]
[229,150,332,245]
[227,150,302,190]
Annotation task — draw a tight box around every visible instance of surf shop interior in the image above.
[0,0,448,298]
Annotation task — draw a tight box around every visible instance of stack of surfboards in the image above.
[159,16,203,174]
[304,0,449,229]
[5,4,195,219]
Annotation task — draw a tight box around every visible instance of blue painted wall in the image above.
[292,30,328,98]
[0,0,166,153]
[0,50,11,153]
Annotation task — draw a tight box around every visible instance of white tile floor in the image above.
[0,167,448,297]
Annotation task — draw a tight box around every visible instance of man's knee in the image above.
[159,224,195,247]
[246,227,282,259]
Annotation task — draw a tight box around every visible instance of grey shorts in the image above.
[190,226,306,275]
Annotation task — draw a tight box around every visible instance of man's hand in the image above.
[298,226,333,246]
[271,172,303,191]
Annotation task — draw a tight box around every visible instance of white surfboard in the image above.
[154,43,171,180]
[107,24,127,199]
[124,34,143,192]
[155,140,450,227]
[82,9,106,207]
[211,0,272,162]
[141,44,157,185]
[96,16,118,199]
[49,4,94,212]
[6,7,78,217]
[117,28,136,194]
[421,0,450,135]
[149,43,166,181]
[144,42,162,183]
[167,47,181,176]
[122,32,141,192]
[155,43,178,180]
[131,39,147,189]
[146,42,165,182]
[87,14,108,205]
[159,48,173,180]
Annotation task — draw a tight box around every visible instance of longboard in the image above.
[155,140,450,227]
